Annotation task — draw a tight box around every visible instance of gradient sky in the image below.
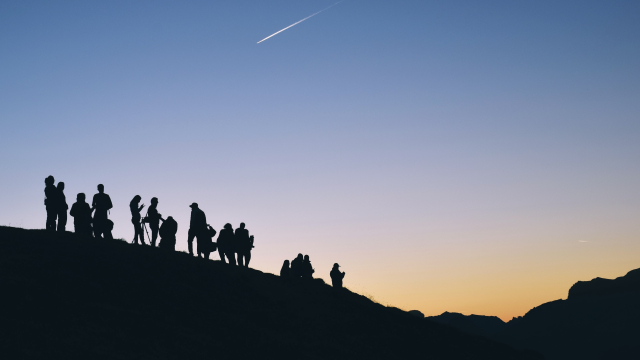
[1,0,639,320]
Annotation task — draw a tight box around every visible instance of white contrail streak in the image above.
[257,1,343,44]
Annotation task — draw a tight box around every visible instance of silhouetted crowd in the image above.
[44,175,344,285]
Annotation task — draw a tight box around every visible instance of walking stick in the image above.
[142,219,151,245]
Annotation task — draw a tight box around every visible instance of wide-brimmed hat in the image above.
[189,202,198,208]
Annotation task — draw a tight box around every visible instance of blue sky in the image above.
[1,0,639,318]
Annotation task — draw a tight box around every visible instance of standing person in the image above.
[187,203,207,256]
[217,223,236,265]
[130,195,146,245]
[280,260,290,278]
[44,175,58,231]
[302,255,315,280]
[244,235,255,267]
[56,182,68,232]
[198,225,216,259]
[92,184,113,239]
[330,263,346,288]
[234,223,250,267]
[69,193,92,238]
[159,216,178,251]
[290,254,303,278]
[145,197,162,247]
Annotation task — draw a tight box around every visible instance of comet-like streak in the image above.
[257,1,343,44]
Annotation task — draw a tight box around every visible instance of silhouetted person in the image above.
[92,184,113,239]
[217,223,236,265]
[130,195,146,245]
[44,175,57,231]
[104,219,114,241]
[302,255,315,280]
[290,253,303,278]
[235,223,250,267]
[188,203,207,256]
[199,225,217,259]
[245,235,255,267]
[280,260,290,278]
[330,263,345,288]
[70,193,92,238]
[56,182,68,232]
[159,216,178,251]
[145,197,162,247]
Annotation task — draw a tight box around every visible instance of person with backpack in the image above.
[159,216,178,251]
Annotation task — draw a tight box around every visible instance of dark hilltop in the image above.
[428,267,640,360]
[0,226,541,360]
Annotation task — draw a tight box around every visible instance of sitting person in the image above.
[103,219,114,240]
[330,263,346,288]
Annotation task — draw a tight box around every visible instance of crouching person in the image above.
[330,263,346,288]
[159,216,178,251]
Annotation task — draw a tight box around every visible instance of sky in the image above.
[1,0,639,320]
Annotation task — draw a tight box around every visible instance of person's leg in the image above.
[227,252,236,266]
[204,251,210,260]
[46,209,57,231]
[187,229,195,255]
[245,251,251,267]
[151,226,158,247]
[57,211,67,232]
[218,248,226,263]
[237,252,244,267]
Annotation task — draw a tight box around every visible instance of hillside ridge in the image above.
[0,226,539,360]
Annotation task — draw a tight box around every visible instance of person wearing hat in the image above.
[188,203,207,256]
[330,263,346,288]
[145,197,163,247]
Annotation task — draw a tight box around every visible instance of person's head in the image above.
[45,175,54,185]
[250,235,254,240]
[297,253,303,259]
[240,222,245,229]
[333,263,340,269]
[97,184,104,193]
[304,255,310,261]
[132,195,141,203]
[189,202,198,209]
[224,223,232,230]
[57,182,65,190]
[151,197,158,204]
[283,260,290,267]
[167,216,173,222]
[77,193,86,202]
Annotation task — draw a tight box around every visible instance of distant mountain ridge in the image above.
[427,312,506,338]
[429,267,640,360]
[568,267,640,298]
